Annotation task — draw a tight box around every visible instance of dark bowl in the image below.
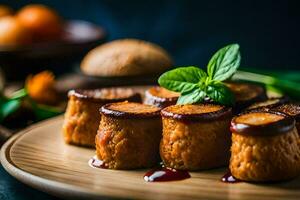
[0,20,107,81]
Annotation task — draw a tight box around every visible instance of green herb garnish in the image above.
[0,88,62,123]
[158,44,241,105]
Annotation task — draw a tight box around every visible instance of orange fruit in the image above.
[17,4,62,42]
[0,16,32,45]
[0,5,13,17]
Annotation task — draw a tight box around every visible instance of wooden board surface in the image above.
[1,116,300,200]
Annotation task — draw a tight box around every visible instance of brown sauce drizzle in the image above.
[144,164,190,182]
[88,157,191,182]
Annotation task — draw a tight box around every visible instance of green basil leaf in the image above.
[0,99,21,121]
[158,66,207,93]
[207,44,241,81]
[177,88,206,104]
[206,83,234,106]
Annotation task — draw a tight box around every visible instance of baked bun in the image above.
[160,104,232,170]
[96,102,162,169]
[62,88,142,147]
[81,39,173,77]
[230,111,300,182]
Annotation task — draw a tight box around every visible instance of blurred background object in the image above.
[0,16,31,45]
[16,4,63,42]
[0,5,12,17]
[2,0,300,70]
[0,3,106,81]
[81,39,173,77]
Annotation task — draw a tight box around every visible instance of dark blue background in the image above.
[2,0,300,70]
[1,0,300,199]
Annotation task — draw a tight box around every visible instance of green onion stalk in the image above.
[233,70,300,100]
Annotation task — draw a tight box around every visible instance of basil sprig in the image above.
[158,44,241,105]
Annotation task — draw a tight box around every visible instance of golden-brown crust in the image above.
[272,103,300,133]
[62,88,142,147]
[161,104,232,121]
[100,102,161,118]
[272,103,300,121]
[225,82,267,113]
[160,104,232,170]
[81,39,173,77]
[246,96,289,111]
[235,112,284,125]
[230,128,300,182]
[231,111,295,136]
[144,86,179,108]
[62,95,101,147]
[96,111,162,169]
[68,88,142,104]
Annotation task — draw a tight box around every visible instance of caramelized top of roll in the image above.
[161,104,232,121]
[100,102,161,118]
[247,97,289,111]
[144,86,179,108]
[231,111,295,136]
[225,82,265,102]
[272,103,300,120]
[235,112,284,125]
[68,88,141,103]
[147,87,179,98]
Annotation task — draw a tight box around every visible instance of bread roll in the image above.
[96,102,162,169]
[63,89,142,147]
[81,39,173,77]
[230,111,300,182]
[160,104,232,170]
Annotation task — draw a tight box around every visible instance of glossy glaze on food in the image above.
[144,166,190,182]
[221,171,241,183]
[225,82,267,113]
[96,102,162,169]
[230,111,300,182]
[272,103,300,133]
[160,104,232,170]
[144,86,179,108]
[88,155,108,169]
[246,96,289,111]
[62,88,141,147]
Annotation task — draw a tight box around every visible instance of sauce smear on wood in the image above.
[221,171,241,183]
[89,156,108,169]
[144,166,190,182]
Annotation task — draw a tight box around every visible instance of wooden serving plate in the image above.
[1,87,300,200]
[2,118,300,200]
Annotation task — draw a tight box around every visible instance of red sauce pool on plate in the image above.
[144,166,190,182]
[88,156,108,169]
[221,171,241,183]
[89,158,190,182]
